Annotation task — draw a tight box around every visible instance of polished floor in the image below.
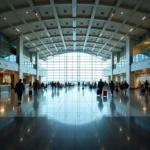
[0,86,150,150]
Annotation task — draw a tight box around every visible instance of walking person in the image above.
[33,80,39,95]
[109,80,115,97]
[144,80,149,92]
[98,79,104,96]
[15,79,25,104]
[124,80,129,95]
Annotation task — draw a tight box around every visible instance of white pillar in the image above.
[110,53,114,80]
[17,36,24,80]
[120,76,123,82]
[36,53,39,80]
[126,37,132,85]
[31,75,34,84]
[115,76,118,82]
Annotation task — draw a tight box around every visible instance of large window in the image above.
[41,53,110,83]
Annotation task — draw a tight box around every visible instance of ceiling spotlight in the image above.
[26,11,28,14]
[25,36,29,40]
[111,13,114,18]
[16,28,20,32]
[121,12,123,15]
[129,28,133,32]
[120,36,124,40]
[142,16,146,20]
[3,17,7,20]
[35,12,38,17]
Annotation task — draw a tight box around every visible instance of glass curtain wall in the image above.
[40,53,110,83]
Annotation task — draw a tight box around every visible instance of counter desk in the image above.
[0,85,10,94]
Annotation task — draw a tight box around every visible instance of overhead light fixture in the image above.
[121,12,123,15]
[25,36,29,40]
[35,12,38,17]
[47,34,50,37]
[120,36,124,40]
[129,28,133,32]
[109,47,112,51]
[144,42,150,44]
[32,43,35,46]
[26,11,28,14]
[111,13,114,18]
[100,34,102,37]
[3,17,7,20]
[16,28,20,32]
[142,16,146,20]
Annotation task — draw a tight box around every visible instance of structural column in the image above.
[126,37,132,85]
[14,36,24,85]
[110,52,114,81]
[18,36,24,79]
[36,52,39,80]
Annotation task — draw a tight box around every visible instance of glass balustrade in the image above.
[23,59,36,69]
[0,49,16,63]
[132,48,150,63]
[113,57,127,69]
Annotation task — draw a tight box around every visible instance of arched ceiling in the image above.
[0,0,150,59]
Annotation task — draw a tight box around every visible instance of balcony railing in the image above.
[23,59,36,69]
[0,49,16,63]
[132,48,150,63]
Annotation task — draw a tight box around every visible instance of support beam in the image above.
[50,0,67,50]
[95,0,123,55]
[97,0,145,56]
[83,0,100,50]
[17,36,24,80]
[72,0,77,50]
[24,36,126,45]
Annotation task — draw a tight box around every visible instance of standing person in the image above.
[98,79,104,96]
[145,80,149,92]
[15,79,25,104]
[124,80,129,95]
[82,81,84,89]
[109,80,115,96]
[33,80,39,95]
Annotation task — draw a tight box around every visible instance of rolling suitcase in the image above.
[103,90,107,97]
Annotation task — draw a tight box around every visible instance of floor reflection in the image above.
[0,87,150,149]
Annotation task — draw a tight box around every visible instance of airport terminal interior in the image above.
[0,0,150,149]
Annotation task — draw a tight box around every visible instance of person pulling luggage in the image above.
[97,79,104,96]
